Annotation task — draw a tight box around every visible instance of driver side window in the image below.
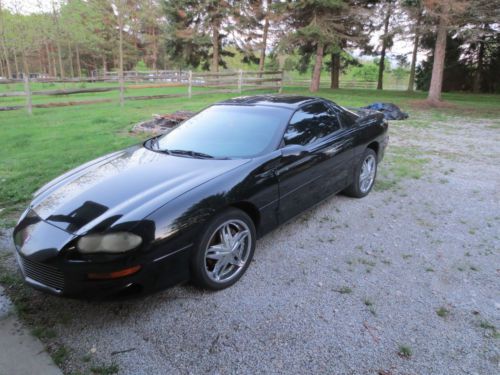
[284,102,340,146]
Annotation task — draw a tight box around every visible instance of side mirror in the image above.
[280,144,306,158]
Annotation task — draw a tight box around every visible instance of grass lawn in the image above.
[1,86,499,227]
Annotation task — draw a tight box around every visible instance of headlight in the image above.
[77,232,142,254]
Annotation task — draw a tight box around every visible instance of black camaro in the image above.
[13,95,388,297]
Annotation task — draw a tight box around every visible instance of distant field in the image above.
[1,85,499,227]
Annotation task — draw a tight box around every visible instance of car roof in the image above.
[215,95,323,110]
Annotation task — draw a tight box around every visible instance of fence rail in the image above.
[0,70,284,113]
[284,77,409,91]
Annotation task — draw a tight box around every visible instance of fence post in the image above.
[278,70,284,94]
[119,72,125,107]
[188,70,192,99]
[238,69,243,94]
[24,75,32,115]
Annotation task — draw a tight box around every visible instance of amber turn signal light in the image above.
[87,265,141,280]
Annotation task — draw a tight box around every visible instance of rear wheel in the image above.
[344,149,377,198]
[191,208,256,290]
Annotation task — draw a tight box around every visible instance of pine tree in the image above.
[163,0,232,72]
[285,0,348,92]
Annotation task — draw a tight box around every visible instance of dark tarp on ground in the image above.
[361,102,409,120]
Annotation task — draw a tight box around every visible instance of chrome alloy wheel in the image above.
[359,154,376,193]
[204,219,252,283]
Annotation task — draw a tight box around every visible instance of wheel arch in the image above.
[367,141,379,155]
[228,201,260,233]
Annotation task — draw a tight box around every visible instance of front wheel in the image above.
[190,208,256,290]
[344,149,378,198]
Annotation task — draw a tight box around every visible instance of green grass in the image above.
[436,307,450,318]
[336,286,353,294]
[375,146,430,192]
[478,320,499,339]
[32,326,57,339]
[90,363,119,375]
[52,346,70,366]
[1,86,499,226]
[479,320,496,331]
[398,345,413,358]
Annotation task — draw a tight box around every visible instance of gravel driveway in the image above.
[0,110,498,375]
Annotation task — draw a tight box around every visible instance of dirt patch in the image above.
[131,111,195,134]
[407,99,458,109]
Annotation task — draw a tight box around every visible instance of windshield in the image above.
[151,105,291,159]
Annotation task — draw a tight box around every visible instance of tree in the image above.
[376,1,393,89]
[60,0,103,77]
[135,0,164,70]
[285,0,349,92]
[403,0,424,91]
[329,0,376,89]
[232,1,287,72]
[423,0,480,103]
[0,0,12,78]
[458,3,500,93]
[415,22,500,93]
[163,0,232,71]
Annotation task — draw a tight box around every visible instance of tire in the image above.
[190,208,256,290]
[344,148,378,198]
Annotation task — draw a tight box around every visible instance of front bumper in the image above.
[15,243,192,298]
[13,211,192,298]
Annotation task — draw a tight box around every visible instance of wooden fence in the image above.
[0,70,284,114]
[284,77,409,91]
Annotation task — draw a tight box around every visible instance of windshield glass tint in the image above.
[155,105,291,158]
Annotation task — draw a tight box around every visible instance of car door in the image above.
[277,101,354,223]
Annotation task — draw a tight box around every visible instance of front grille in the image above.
[19,256,65,291]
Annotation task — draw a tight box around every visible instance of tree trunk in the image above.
[0,38,10,78]
[377,5,391,90]
[44,42,52,75]
[211,20,220,73]
[38,49,43,74]
[22,51,29,76]
[56,39,64,78]
[102,54,107,75]
[427,15,447,103]
[310,41,324,92]
[472,39,484,93]
[1,45,10,78]
[118,23,124,75]
[67,41,74,78]
[407,9,422,92]
[330,52,340,89]
[152,26,158,70]
[52,2,64,78]
[75,44,82,78]
[0,0,12,78]
[13,52,19,76]
[118,7,125,107]
[51,47,58,77]
[258,16,269,72]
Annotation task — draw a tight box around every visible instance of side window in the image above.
[284,102,340,146]
[337,109,358,127]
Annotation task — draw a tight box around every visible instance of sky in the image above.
[2,0,428,66]
[2,0,53,13]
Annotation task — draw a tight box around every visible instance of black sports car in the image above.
[13,95,388,297]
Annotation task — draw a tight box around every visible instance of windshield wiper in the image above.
[168,149,215,159]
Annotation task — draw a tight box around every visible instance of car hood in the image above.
[30,145,249,235]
